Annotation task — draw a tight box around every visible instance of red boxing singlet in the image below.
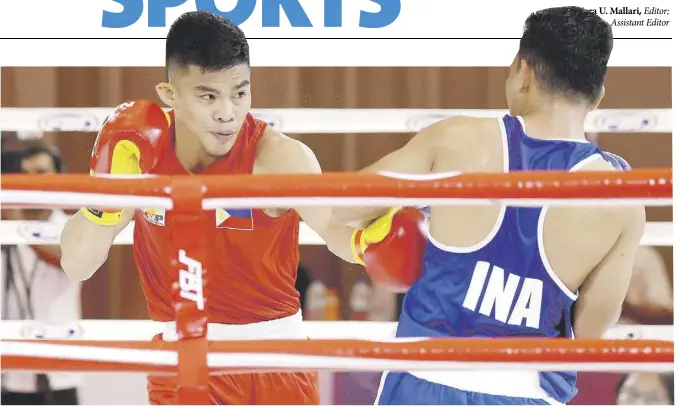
[132,113,301,324]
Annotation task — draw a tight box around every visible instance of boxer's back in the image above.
[397,115,629,403]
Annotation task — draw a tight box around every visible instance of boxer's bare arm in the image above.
[333,116,478,224]
[258,129,359,263]
[573,205,646,339]
[60,209,135,281]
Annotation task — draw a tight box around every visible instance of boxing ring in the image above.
[0,107,674,405]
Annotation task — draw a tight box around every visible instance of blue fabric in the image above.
[395,115,625,404]
[601,151,632,171]
[377,372,550,405]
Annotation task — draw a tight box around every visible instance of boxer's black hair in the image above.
[165,11,249,74]
[1,149,24,174]
[518,6,613,103]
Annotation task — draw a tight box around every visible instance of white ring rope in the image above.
[0,108,671,134]
[1,189,671,210]
[0,220,670,247]
[1,191,174,210]
[201,198,672,210]
[2,320,672,342]
[4,341,178,366]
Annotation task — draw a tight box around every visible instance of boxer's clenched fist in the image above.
[351,207,426,292]
[82,100,171,226]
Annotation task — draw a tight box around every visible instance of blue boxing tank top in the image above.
[395,115,623,404]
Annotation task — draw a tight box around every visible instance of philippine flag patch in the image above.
[215,208,254,230]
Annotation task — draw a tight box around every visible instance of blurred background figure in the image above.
[366,283,396,322]
[295,264,311,313]
[618,246,673,325]
[616,372,674,405]
[1,142,83,405]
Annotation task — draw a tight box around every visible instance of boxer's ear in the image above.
[518,59,534,94]
[155,82,176,108]
[590,86,605,111]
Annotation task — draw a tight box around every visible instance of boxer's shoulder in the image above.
[416,115,499,150]
[431,115,497,132]
[572,153,618,172]
[254,126,319,175]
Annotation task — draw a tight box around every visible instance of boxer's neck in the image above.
[173,120,219,173]
[520,98,589,142]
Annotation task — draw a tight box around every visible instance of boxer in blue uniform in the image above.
[334,6,645,405]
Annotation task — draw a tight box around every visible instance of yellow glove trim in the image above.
[162,110,171,126]
[351,207,402,265]
[361,207,402,244]
[82,168,125,225]
[110,140,142,175]
[83,139,141,226]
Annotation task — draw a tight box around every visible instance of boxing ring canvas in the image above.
[0,66,673,405]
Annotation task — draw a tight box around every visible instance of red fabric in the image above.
[147,334,318,405]
[133,113,302,324]
[569,373,621,405]
[148,370,319,405]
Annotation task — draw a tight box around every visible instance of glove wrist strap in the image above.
[81,207,123,226]
[351,229,366,265]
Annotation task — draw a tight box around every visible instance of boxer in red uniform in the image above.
[59,11,424,405]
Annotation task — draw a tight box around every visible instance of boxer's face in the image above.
[21,151,57,174]
[159,64,252,156]
[21,151,58,221]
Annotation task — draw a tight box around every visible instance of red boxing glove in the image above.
[90,100,171,175]
[352,208,426,292]
[82,100,171,226]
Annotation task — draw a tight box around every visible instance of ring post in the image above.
[170,177,210,405]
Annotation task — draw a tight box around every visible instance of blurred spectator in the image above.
[619,246,673,325]
[295,264,311,312]
[396,292,405,319]
[1,144,82,405]
[616,372,674,405]
[368,283,396,321]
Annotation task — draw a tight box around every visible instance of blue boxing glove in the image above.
[601,151,632,171]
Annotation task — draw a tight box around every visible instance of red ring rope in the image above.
[2,338,672,372]
[0,169,671,200]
